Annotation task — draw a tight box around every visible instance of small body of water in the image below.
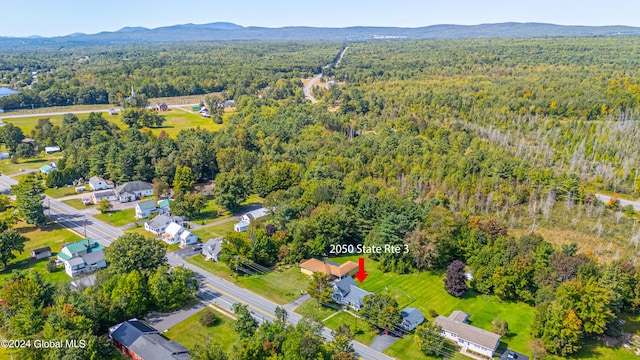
[0,87,20,97]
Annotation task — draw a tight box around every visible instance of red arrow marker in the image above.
[355,257,368,283]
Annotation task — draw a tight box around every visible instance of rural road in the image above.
[0,173,393,359]
[167,252,394,360]
[303,46,348,104]
[0,103,199,121]
[595,193,640,211]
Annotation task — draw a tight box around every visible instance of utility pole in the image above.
[84,216,87,237]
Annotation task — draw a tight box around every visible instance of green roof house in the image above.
[57,238,106,278]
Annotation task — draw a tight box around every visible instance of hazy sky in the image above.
[2,0,639,37]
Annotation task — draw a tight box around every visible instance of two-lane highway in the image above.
[0,174,393,359]
[168,252,394,360]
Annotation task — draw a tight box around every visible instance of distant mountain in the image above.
[2,22,639,47]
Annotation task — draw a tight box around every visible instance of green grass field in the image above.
[0,153,62,176]
[44,186,77,198]
[2,107,223,138]
[0,222,82,287]
[94,208,136,227]
[187,256,308,304]
[162,307,239,353]
[62,198,93,210]
[323,311,378,345]
[329,255,534,357]
[192,221,236,240]
[295,299,338,321]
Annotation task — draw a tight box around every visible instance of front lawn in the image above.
[187,256,308,304]
[94,208,136,227]
[331,255,534,355]
[62,198,93,210]
[192,220,236,240]
[295,299,338,321]
[44,186,77,198]
[323,311,378,345]
[163,308,238,353]
[0,222,82,286]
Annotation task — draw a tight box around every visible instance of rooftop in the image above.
[300,258,359,278]
[137,199,157,211]
[434,311,501,351]
[116,180,153,193]
[62,238,103,255]
[146,214,172,229]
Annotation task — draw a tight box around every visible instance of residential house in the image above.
[0,152,10,160]
[109,319,191,360]
[21,138,36,145]
[299,258,359,279]
[234,221,249,232]
[92,190,118,204]
[222,100,236,108]
[163,222,198,247]
[144,214,181,236]
[116,181,154,202]
[135,199,157,219]
[434,311,501,358]
[331,276,371,310]
[89,176,115,191]
[44,146,61,154]
[31,246,51,260]
[399,308,425,332]
[57,238,107,278]
[156,102,169,111]
[241,207,270,223]
[202,237,223,261]
[39,163,57,175]
[108,108,118,115]
[157,199,171,215]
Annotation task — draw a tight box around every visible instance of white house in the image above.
[0,152,10,160]
[92,190,118,204]
[434,311,501,358]
[135,199,157,219]
[44,146,61,154]
[89,176,115,191]
[144,214,181,235]
[241,207,270,223]
[39,163,57,175]
[400,308,425,332]
[163,222,198,247]
[116,181,154,202]
[157,199,170,215]
[234,221,249,232]
[202,237,223,261]
[57,239,107,278]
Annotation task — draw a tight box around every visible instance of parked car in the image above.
[192,243,203,251]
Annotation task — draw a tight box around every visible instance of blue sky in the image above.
[2,0,639,37]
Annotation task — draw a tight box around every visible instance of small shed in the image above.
[31,246,52,260]
[44,146,61,154]
[234,221,249,232]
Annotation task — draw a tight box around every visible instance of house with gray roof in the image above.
[89,176,114,191]
[92,189,117,204]
[109,318,190,360]
[135,199,157,219]
[57,238,106,278]
[332,276,372,310]
[116,181,154,202]
[202,237,223,261]
[434,311,501,358]
[144,214,181,235]
[400,307,425,331]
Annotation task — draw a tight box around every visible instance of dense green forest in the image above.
[2,37,640,358]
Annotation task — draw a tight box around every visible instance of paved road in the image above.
[595,193,640,211]
[0,175,123,246]
[303,46,348,104]
[168,252,393,360]
[0,103,199,121]
[303,74,323,104]
[0,173,393,359]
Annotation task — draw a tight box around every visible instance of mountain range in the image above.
[2,22,639,47]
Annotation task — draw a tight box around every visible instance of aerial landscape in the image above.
[1,1,640,359]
